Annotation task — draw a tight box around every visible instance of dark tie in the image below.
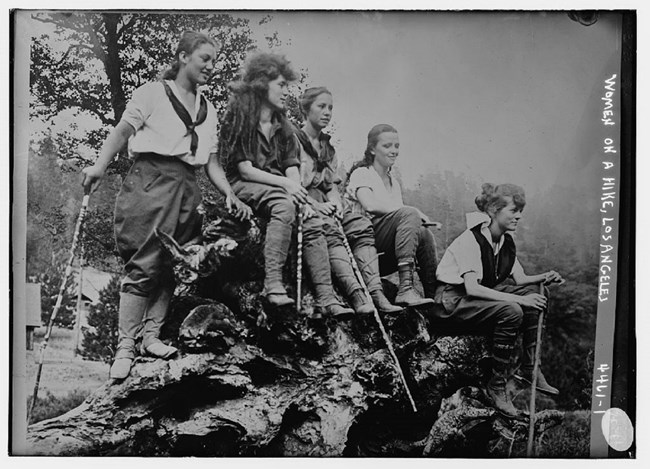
[161,80,208,156]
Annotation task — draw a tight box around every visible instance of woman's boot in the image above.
[262,221,294,307]
[329,244,374,314]
[514,313,559,395]
[110,292,148,379]
[140,283,178,359]
[354,245,402,313]
[486,344,519,417]
[395,262,434,307]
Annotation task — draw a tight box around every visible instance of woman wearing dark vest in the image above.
[434,183,563,417]
[294,88,401,314]
[82,32,251,380]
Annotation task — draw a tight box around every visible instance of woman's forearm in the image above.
[238,162,289,188]
[205,153,234,197]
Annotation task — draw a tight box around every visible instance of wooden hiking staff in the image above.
[526,281,546,457]
[296,204,304,312]
[28,186,91,423]
[335,218,418,413]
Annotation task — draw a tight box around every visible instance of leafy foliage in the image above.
[30,12,262,170]
[80,273,122,362]
[30,257,77,329]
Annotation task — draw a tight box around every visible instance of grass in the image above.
[536,410,591,458]
[20,326,109,423]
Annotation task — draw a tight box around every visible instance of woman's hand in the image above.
[316,201,338,217]
[81,164,105,193]
[542,270,565,285]
[516,293,547,311]
[226,194,253,221]
[283,179,309,205]
[301,204,318,220]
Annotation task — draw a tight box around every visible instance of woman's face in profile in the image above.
[372,131,400,169]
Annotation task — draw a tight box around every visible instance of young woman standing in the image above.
[346,125,437,307]
[82,31,250,379]
[295,88,401,314]
[434,183,563,417]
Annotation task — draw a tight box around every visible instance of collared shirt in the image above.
[296,129,341,193]
[226,117,301,182]
[345,165,404,218]
[436,216,524,285]
[122,80,217,167]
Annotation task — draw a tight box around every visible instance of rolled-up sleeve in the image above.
[279,136,301,171]
[347,167,372,200]
[121,82,156,131]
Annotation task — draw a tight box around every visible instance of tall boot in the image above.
[486,344,519,417]
[514,313,559,395]
[110,292,148,379]
[140,283,178,359]
[354,245,402,313]
[304,236,354,318]
[329,244,373,314]
[394,262,434,307]
[416,227,438,299]
[262,220,294,307]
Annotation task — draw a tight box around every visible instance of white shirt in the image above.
[346,166,404,218]
[121,80,218,167]
[436,215,524,285]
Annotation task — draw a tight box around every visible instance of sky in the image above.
[19,10,622,196]
[240,11,622,193]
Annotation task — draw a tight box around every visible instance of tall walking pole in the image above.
[73,244,85,357]
[526,282,546,457]
[296,204,304,312]
[28,187,91,423]
[336,219,418,413]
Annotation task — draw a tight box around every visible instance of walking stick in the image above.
[526,282,546,457]
[296,204,304,313]
[28,186,91,423]
[336,219,418,413]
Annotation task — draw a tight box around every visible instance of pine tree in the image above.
[79,273,122,362]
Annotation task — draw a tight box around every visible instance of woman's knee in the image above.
[497,302,524,327]
[302,215,325,239]
[268,197,296,224]
[396,206,421,223]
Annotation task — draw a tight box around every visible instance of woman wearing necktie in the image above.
[82,31,250,380]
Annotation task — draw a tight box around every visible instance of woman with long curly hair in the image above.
[434,183,563,417]
[218,52,352,317]
[82,31,250,380]
[295,87,401,313]
[345,124,437,307]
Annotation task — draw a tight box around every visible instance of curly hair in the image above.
[475,183,526,215]
[218,51,299,168]
[299,86,332,119]
[345,124,398,185]
[160,31,219,81]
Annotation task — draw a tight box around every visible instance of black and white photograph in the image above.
[9,5,636,459]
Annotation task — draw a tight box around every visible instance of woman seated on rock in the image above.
[217,52,353,317]
[434,183,563,417]
[345,124,437,307]
[294,88,401,314]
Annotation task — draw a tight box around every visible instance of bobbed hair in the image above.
[218,51,298,168]
[161,31,219,82]
[475,183,526,215]
[299,87,332,119]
